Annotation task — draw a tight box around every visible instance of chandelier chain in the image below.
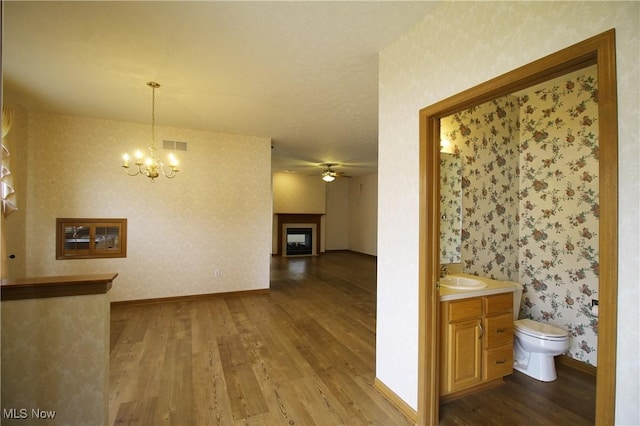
[150,82,158,155]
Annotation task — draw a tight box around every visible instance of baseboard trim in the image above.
[557,354,597,376]
[111,288,270,307]
[374,378,417,424]
[324,249,377,259]
[273,249,377,258]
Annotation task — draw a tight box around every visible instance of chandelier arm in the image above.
[160,163,178,178]
[122,165,142,177]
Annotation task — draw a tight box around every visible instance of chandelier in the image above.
[122,82,179,182]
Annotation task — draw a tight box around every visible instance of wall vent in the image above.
[163,140,188,152]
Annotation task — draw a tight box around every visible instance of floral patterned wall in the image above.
[518,66,599,365]
[440,65,599,365]
[441,96,521,282]
[439,153,462,264]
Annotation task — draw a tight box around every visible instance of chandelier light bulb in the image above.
[168,152,179,168]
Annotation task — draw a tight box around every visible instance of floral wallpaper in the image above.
[440,96,520,282]
[518,66,599,365]
[440,65,599,365]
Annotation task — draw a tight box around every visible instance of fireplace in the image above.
[276,214,323,256]
[286,228,313,255]
[282,223,317,257]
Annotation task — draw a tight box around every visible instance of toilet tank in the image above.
[512,282,524,320]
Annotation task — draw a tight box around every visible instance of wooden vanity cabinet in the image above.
[440,292,514,397]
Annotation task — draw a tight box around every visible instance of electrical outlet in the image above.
[214,269,222,278]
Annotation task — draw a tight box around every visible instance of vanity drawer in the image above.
[483,344,513,380]
[447,298,482,322]
[484,292,513,315]
[483,313,513,348]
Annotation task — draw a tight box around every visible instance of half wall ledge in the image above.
[1,273,118,301]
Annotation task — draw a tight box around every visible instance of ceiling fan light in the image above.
[322,171,335,182]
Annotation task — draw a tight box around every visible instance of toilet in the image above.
[511,284,570,382]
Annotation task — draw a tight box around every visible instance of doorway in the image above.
[418,29,618,425]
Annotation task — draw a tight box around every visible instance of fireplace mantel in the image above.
[276,214,323,256]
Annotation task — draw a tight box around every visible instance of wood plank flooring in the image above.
[439,363,595,426]
[110,252,410,425]
[110,251,595,425]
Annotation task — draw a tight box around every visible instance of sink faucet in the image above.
[440,264,448,278]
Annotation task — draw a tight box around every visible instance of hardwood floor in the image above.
[110,251,595,425]
[439,364,595,426]
[110,252,411,425]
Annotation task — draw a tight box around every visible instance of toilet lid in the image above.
[514,318,568,339]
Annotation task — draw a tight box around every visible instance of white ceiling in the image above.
[2,1,438,177]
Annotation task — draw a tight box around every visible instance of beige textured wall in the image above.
[325,177,349,250]
[272,172,326,214]
[377,2,639,421]
[21,112,272,302]
[348,174,377,256]
[1,293,110,425]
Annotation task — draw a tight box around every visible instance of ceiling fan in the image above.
[320,163,350,182]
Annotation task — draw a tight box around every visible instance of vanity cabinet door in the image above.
[444,318,483,393]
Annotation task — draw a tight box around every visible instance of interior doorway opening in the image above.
[418,29,618,426]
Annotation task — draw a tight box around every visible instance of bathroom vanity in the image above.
[439,274,517,399]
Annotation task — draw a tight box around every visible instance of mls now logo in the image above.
[3,408,56,419]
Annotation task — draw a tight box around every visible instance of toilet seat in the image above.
[514,319,568,341]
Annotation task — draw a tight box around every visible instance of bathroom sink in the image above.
[440,276,487,290]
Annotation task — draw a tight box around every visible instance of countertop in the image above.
[439,273,519,301]
[1,273,118,301]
